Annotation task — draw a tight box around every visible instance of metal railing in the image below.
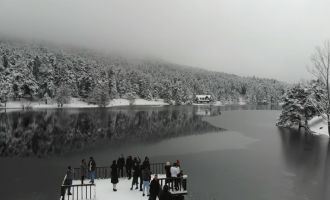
[60,183,95,200]
[158,176,188,195]
[73,162,166,180]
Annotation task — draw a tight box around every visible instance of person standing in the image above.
[142,156,151,170]
[141,166,151,196]
[80,159,87,185]
[88,156,96,184]
[117,154,125,178]
[130,159,139,190]
[139,160,143,191]
[60,166,73,200]
[111,160,119,191]
[164,161,171,184]
[149,174,161,200]
[177,169,184,191]
[126,155,133,179]
[170,163,180,190]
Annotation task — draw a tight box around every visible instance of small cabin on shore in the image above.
[195,95,211,104]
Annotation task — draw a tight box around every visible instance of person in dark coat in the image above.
[88,157,96,183]
[139,160,143,191]
[117,154,125,178]
[130,158,140,190]
[126,156,133,179]
[177,169,184,191]
[142,156,151,170]
[111,160,119,191]
[80,159,87,185]
[149,174,161,200]
[164,161,171,184]
[60,166,73,200]
[159,185,172,200]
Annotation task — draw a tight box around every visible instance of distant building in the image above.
[195,95,211,104]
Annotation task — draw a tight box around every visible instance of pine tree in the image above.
[2,55,8,69]
[276,84,318,129]
[54,85,71,107]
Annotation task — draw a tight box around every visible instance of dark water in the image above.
[1,105,329,200]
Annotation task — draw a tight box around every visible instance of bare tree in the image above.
[308,41,330,135]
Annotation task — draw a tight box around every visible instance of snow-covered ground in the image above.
[309,116,329,136]
[61,174,187,200]
[133,99,168,106]
[0,98,169,109]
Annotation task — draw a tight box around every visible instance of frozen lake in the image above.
[1,105,329,200]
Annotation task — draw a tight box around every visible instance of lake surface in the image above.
[1,105,330,200]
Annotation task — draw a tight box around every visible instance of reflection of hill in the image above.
[0,107,222,157]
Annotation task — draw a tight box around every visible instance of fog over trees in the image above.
[0,40,287,105]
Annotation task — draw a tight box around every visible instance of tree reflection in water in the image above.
[0,106,222,157]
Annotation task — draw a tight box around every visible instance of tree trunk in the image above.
[328,115,330,136]
[298,121,302,131]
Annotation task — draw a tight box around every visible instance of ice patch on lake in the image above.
[117,131,258,157]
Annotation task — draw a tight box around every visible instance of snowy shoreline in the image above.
[0,98,169,110]
[309,116,329,137]
[0,98,249,110]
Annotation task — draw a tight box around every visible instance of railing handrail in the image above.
[62,183,95,187]
[61,182,96,200]
[158,175,188,180]
[157,175,188,195]
[74,162,166,169]
[73,162,166,180]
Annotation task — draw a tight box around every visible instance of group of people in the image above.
[111,155,152,195]
[165,160,184,191]
[60,155,183,200]
[113,156,183,200]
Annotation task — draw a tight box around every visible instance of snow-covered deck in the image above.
[61,174,188,200]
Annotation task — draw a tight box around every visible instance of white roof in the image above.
[195,95,211,98]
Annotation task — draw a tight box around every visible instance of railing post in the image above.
[90,185,91,199]
[72,186,74,200]
[66,186,69,200]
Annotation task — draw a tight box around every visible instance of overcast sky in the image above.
[0,0,330,82]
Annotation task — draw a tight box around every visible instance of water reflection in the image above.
[0,106,223,157]
[278,128,330,200]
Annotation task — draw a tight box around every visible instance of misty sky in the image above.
[1,0,330,82]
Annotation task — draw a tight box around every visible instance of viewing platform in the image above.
[60,163,188,200]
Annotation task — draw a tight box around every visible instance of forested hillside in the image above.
[0,39,287,105]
